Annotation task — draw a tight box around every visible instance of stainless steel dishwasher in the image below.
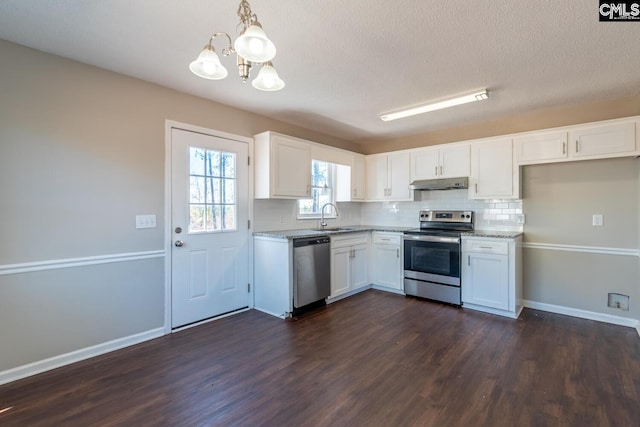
[293,236,331,312]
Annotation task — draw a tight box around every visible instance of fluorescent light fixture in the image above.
[380,89,489,121]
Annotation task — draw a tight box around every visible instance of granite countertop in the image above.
[253,225,412,240]
[462,230,523,239]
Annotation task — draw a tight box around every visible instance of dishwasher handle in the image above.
[293,237,331,247]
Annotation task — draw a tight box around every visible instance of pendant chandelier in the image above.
[189,0,285,91]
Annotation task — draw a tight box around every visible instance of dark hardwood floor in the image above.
[1,290,639,426]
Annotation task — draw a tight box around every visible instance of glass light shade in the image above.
[252,63,285,91]
[189,45,228,80]
[234,23,276,63]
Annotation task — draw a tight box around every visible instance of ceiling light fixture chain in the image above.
[189,0,284,91]
[236,0,257,32]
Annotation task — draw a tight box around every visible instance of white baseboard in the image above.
[371,284,405,295]
[0,327,165,386]
[523,299,640,332]
[327,285,372,304]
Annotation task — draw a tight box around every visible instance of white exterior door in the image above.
[171,128,250,328]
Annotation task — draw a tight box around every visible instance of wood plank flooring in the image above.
[1,290,639,426]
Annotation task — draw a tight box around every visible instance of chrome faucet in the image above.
[320,203,339,230]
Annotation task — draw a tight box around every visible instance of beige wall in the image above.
[0,39,355,374]
[357,95,640,154]
[521,158,640,320]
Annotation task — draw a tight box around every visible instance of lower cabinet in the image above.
[254,236,293,318]
[370,232,403,293]
[461,235,523,318]
[330,233,370,298]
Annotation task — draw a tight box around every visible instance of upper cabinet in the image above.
[254,131,311,199]
[351,154,367,201]
[570,121,636,159]
[470,138,519,199]
[514,131,568,164]
[366,152,411,201]
[515,119,637,165]
[411,144,470,180]
[336,153,367,202]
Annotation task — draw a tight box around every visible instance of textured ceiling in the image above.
[0,1,639,143]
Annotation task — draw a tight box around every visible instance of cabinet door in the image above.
[439,145,470,178]
[570,122,636,158]
[352,154,366,201]
[387,152,411,200]
[470,138,515,199]
[350,245,369,290]
[366,155,389,200]
[410,148,439,180]
[372,244,402,290]
[514,131,568,164]
[271,135,311,198]
[462,252,509,310]
[331,247,352,297]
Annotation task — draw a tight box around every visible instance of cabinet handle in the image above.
[468,255,470,266]
[397,248,400,258]
[475,183,478,194]
[575,140,579,153]
[479,246,493,249]
[435,166,438,176]
[439,165,443,175]
[562,142,566,154]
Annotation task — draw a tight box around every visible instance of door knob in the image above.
[174,240,184,247]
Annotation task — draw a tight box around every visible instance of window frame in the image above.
[297,159,337,219]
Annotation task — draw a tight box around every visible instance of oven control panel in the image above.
[419,210,473,223]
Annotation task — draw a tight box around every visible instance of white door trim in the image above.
[164,120,254,334]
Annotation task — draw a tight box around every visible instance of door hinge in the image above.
[248,219,251,229]
[248,283,251,293]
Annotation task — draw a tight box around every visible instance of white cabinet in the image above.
[336,153,366,202]
[461,236,522,318]
[370,232,403,293]
[254,131,311,199]
[330,233,370,298]
[515,120,637,165]
[514,131,568,164]
[365,152,411,201]
[470,138,519,199]
[351,154,366,201]
[569,121,636,159]
[254,236,293,318]
[411,144,470,180]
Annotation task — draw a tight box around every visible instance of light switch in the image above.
[592,214,603,227]
[136,214,157,229]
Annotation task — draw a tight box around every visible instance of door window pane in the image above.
[189,146,237,233]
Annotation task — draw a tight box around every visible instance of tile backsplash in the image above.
[254,190,523,233]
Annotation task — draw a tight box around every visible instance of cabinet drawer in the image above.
[331,233,369,248]
[463,239,509,255]
[372,232,401,245]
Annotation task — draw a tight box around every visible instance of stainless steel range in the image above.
[403,210,473,306]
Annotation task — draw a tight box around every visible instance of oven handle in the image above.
[403,234,460,244]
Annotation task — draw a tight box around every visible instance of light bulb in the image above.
[202,61,216,75]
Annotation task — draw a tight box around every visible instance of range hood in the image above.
[409,176,469,191]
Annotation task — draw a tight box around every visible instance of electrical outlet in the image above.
[515,214,525,225]
[136,214,157,229]
[592,214,603,227]
[608,293,629,311]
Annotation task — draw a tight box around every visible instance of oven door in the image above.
[403,235,460,285]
